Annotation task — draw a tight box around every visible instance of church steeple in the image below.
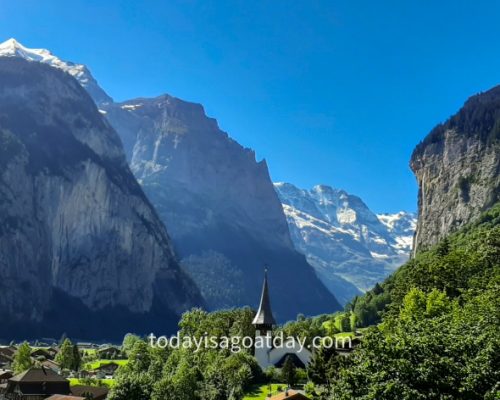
[252,268,276,333]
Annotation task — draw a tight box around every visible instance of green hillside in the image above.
[322,204,500,399]
[348,203,500,327]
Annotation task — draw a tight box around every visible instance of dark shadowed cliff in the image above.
[0,58,203,340]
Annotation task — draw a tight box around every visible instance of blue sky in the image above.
[1,1,500,212]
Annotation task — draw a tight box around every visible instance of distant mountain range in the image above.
[0,38,340,327]
[274,183,416,304]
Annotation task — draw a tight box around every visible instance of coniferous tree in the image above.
[12,342,33,374]
[72,344,81,371]
[56,339,76,370]
[281,356,297,388]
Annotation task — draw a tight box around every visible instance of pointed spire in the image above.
[252,266,276,328]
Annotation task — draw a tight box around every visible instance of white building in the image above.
[252,270,312,370]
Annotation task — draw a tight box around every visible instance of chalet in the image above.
[2,367,70,400]
[71,385,108,400]
[96,347,120,360]
[96,362,119,379]
[30,350,55,362]
[269,389,311,399]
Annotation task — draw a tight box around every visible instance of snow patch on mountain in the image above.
[0,38,112,105]
[274,182,417,305]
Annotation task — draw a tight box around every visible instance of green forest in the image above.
[105,204,500,400]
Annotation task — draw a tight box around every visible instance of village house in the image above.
[96,347,120,360]
[92,363,119,379]
[30,350,55,362]
[0,367,71,400]
[45,397,83,400]
[70,385,108,400]
[269,389,311,400]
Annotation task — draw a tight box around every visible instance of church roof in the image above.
[274,353,306,369]
[252,269,276,326]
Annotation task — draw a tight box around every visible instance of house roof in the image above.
[41,359,61,370]
[97,346,119,351]
[269,389,311,399]
[46,396,85,400]
[94,362,120,371]
[252,269,276,326]
[71,385,108,400]
[10,367,68,383]
[0,370,13,379]
[31,348,51,356]
[0,347,15,358]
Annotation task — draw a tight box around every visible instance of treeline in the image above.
[413,85,500,155]
[347,203,500,327]
[309,204,500,399]
[107,205,500,399]
[109,308,262,400]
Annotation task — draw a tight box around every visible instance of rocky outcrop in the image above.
[411,86,500,253]
[274,183,416,305]
[0,58,203,340]
[102,97,340,319]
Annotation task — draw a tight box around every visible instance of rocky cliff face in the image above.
[2,38,341,319]
[411,86,500,252]
[0,57,203,340]
[102,97,340,319]
[274,183,415,304]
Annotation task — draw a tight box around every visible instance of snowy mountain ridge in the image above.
[0,38,112,104]
[274,182,416,304]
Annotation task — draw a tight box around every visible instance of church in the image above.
[252,270,313,370]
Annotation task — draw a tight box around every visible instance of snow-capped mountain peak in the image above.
[274,182,417,305]
[1,38,57,62]
[0,38,112,104]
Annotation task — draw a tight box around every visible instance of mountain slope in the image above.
[0,38,341,320]
[411,85,500,253]
[102,96,340,319]
[274,183,416,305]
[0,57,203,340]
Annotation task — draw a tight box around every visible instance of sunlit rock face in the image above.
[102,97,341,319]
[411,86,500,253]
[0,58,203,340]
[274,183,416,305]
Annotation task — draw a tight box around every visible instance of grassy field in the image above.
[69,378,116,387]
[243,384,287,400]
